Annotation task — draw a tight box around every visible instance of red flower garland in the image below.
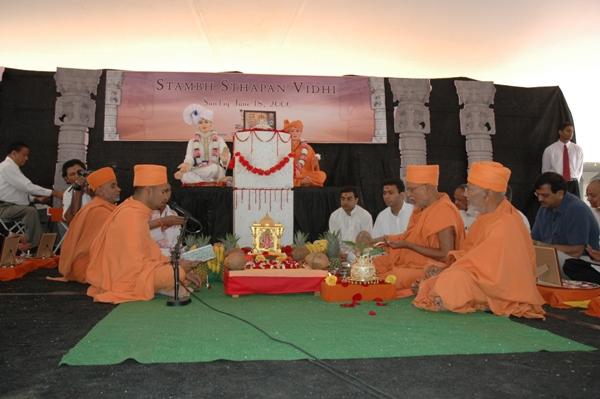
[234,151,293,176]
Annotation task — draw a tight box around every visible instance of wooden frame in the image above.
[243,110,276,130]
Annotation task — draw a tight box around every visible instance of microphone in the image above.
[168,201,203,230]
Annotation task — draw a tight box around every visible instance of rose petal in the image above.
[352,293,363,302]
[368,311,377,316]
[376,302,387,307]
[341,281,349,287]
[340,303,355,308]
[373,297,383,302]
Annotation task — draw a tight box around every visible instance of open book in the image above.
[181,244,215,262]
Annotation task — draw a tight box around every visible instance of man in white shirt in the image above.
[454,183,478,230]
[328,186,373,242]
[541,122,583,197]
[149,204,185,257]
[61,159,92,224]
[372,178,413,240]
[0,142,63,247]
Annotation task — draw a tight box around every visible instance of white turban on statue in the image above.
[183,104,213,125]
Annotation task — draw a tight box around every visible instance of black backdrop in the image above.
[0,68,573,230]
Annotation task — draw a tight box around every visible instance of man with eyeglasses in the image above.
[414,161,545,318]
[532,172,599,266]
[374,164,464,296]
[560,175,600,284]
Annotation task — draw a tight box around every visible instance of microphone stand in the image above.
[167,216,191,307]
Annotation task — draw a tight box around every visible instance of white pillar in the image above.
[454,80,496,166]
[53,67,102,194]
[389,78,431,177]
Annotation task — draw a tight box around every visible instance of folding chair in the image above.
[54,222,68,253]
[0,218,26,236]
[46,208,66,253]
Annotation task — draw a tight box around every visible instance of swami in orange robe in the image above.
[58,167,120,283]
[283,119,327,187]
[374,165,465,294]
[86,164,198,304]
[413,161,545,318]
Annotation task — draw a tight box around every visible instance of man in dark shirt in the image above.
[532,172,599,261]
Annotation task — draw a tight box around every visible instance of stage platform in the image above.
[172,186,344,241]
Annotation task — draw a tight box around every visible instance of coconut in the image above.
[292,246,310,262]
[224,249,247,270]
[305,252,329,270]
[355,231,373,247]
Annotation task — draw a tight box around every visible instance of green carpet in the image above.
[61,284,593,365]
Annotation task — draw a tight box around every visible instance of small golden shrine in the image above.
[251,213,284,255]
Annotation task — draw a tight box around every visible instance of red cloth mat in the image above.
[537,284,600,309]
[223,269,328,296]
[0,256,59,281]
[319,281,396,303]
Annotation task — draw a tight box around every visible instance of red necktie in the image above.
[562,144,571,181]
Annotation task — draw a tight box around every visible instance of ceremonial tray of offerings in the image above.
[319,254,397,303]
[223,215,328,297]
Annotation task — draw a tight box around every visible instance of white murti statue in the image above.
[174,104,231,184]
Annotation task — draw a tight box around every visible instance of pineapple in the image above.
[195,234,211,248]
[185,234,198,250]
[219,233,240,256]
[322,230,342,273]
[292,231,310,261]
[190,234,212,286]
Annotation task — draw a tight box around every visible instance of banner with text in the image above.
[104,71,386,143]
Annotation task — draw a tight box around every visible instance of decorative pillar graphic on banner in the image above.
[389,78,431,177]
[53,67,102,197]
[233,130,294,247]
[369,77,387,143]
[104,70,123,141]
[454,80,496,166]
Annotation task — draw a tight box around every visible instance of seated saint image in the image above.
[282,119,327,187]
[174,104,231,185]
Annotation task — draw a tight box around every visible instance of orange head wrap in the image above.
[133,164,168,187]
[468,161,511,192]
[283,119,303,132]
[87,167,116,191]
[405,165,439,186]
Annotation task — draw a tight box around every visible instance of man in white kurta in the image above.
[372,179,413,239]
[149,204,183,257]
[328,187,373,242]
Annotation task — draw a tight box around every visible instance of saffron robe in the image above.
[414,199,545,318]
[58,197,116,283]
[86,198,184,304]
[374,193,465,291]
[293,142,326,187]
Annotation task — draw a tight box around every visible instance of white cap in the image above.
[183,104,213,125]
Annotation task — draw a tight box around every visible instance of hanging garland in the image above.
[234,151,294,176]
[233,129,292,143]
